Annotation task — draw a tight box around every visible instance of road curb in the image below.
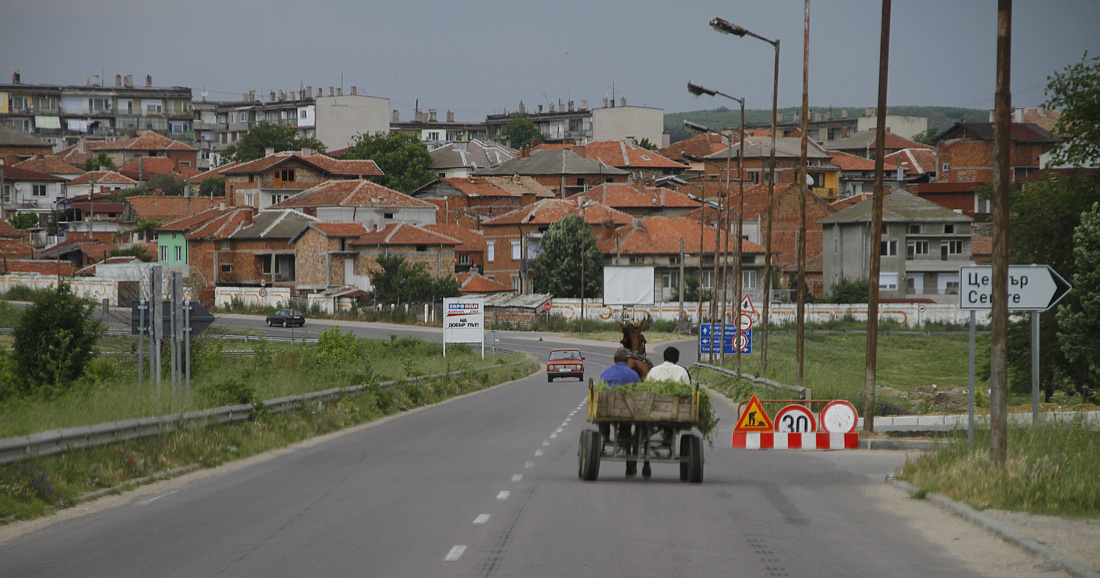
[889,480,1100,578]
[859,438,945,451]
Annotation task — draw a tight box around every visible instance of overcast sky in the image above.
[2,1,1098,122]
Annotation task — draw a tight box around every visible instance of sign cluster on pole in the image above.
[699,295,755,355]
[730,394,860,450]
[130,265,215,395]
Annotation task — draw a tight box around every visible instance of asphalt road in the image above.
[0,312,1032,576]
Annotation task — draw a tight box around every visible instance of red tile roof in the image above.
[659,134,728,162]
[598,216,763,256]
[186,208,256,240]
[157,207,239,233]
[0,239,34,259]
[126,195,220,221]
[579,141,686,170]
[828,151,899,172]
[67,170,139,186]
[222,151,383,178]
[188,162,240,183]
[885,148,937,176]
[831,193,873,211]
[117,157,202,180]
[436,176,554,198]
[457,272,513,293]
[424,224,488,251]
[0,220,27,238]
[482,198,633,227]
[350,222,461,247]
[89,130,198,153]
[309,222,369,238]
[567,182,698,210]
[0,165,66,182]
[13,155,85,176]
[273,179,434,209]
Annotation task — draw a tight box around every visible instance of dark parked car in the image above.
[547,348,584,382]
[266,309,305,327]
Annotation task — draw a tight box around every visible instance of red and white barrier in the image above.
[732,432,859,450]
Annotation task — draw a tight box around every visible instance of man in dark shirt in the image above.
[599,348,641,386]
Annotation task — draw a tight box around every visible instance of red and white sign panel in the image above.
[774,405,816,433]
[820,400,858,433]
[732,432,859,450]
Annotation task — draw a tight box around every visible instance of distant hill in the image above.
[664,106,990,144]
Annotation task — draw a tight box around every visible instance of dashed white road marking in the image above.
[135,490,177,506]
[542,440,551,446]
[535,449,544,457]
[512,474,523,482]
[445,546,466,561]
[525,461,534,468]
[496,491,510,501]
[474,514,490,524]
[549,433,558,439]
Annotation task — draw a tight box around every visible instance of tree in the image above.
[368,254,457,304]
[532,215,602,298]
[80,152,116,172]
[635,137,658,151]
[499,113,543,150]
[1045,52,1100,168]
[912,125,940,147]
[9,212,40,230]
[1056,202,1100,391]
[341,132,435,194]
[222,121,327,163]
[198,177,225,197]
[109,244,156,262]
[824,277,870,304]
[8,282,100,401]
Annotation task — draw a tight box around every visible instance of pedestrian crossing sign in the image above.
[734,394,773,432]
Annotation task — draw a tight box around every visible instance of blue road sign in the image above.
[700,324,751,354]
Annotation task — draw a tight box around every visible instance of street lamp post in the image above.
[686,80,748,369]
[658,175,707,360]
[710,15,780,375]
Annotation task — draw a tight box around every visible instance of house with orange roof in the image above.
[411,175,554,227]
[348,222,461,290]
[121,194,221,243]
[0,125,54,165]
[935,122,1061,183]
[659,133,728,171]
[598,215,765,305]
[0,259,76,277]
[827,150,901,198]
[695,136,841,199]
[288,221,369,291]
[885,148,937,182]
[13,155,85,181]
[88,130,199,168]
[221,150,383,209]
[271,179,436,229]
[158,206,254,294]
[456,267,514,294]
[480,198,632,292]
[566,182,699,218]
[424,223,488,274]
[64,170,139,198]
[822,130,928,159]
[429,139,515,178]
[184,208,315,291]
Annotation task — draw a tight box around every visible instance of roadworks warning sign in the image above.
[734,394,773,432]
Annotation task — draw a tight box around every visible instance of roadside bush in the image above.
[198,378,258,408]
[1,285,42,302]
[8,283,100,402]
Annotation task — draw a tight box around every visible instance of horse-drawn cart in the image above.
[578,380,705,483]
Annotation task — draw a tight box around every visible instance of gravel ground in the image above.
[868,482,1100,577]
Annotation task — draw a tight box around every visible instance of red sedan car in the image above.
[547,348,584,382]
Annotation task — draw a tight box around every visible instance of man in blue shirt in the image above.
[599,347,641,386]
[598,348,641,476]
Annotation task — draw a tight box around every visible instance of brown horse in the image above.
[618,314,654,380]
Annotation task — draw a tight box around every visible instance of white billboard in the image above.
[603,266,655,305]
[443,297,485,357]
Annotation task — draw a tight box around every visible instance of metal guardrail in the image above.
[691,362,810,400]
[0,358,531,466]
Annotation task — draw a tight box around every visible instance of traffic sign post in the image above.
[959,264,1072,434]
[699,324,751,355]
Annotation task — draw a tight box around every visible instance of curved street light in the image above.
[686,82,746,370]
[710,16,780,375]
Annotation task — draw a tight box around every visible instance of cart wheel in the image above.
[679,435,690,481]
[579,430,601,481]
[688,434,704,484]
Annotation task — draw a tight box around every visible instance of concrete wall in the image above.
[314,94,389,150]
[590,106,664,147]
[856,115,928,140]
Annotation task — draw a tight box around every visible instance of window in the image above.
[487,241,495,262]
[11,96,28,110]
[256,111,265,121]
[946,240,964,255]
[944,224,955,234]
[881,224,888,235]
[942,163,950,172]
[834,237,839,254]
[90,98,112,112]
[669,255,681,265]
[426,131,440,141]
[976,196,992,213]
[416,245,427,252]
[458,254,471,265]
[300,109,308,119]
[2,184,10,203]
[880,240,897,256]
[383,212,394,220]
[742,270,757,290]
[174,246,183,262]
[879,273,898,291]
[511,241,522,260]
[909,224,921,234]
[945,280,960,295]
[244,193,255,207]
[144,102,161,113]
[907,241,929,259]
[629,256,644,264]
[160,246,168,262]
[221,264,233,273]
[701,270,713,290]
[276,169,295,182]
[32,184,47,197]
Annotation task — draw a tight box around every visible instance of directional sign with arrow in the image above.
[959,265,1071,311]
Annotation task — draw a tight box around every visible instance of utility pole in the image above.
[796,0,811,385]
[864,0,892,433]
[990,0,1013,468]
